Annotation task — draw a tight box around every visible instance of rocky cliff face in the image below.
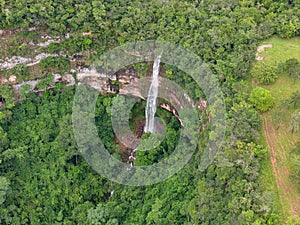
[76,67,208,129]
[7,67,208,129]
[76,67,140,95]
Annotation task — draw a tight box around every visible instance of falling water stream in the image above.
[144,55,161,133]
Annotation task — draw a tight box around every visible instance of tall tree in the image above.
[249,87,275,112]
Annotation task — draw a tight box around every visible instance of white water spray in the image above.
[144,55,161,133]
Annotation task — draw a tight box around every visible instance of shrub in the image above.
[249,87,275,112]
[251,62,278,84]
[40,56,70,74]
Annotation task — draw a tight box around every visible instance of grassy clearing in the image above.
[258,144,283,217]
[259,37,300,64]
[259,36,300,142]
[254,37,300,221]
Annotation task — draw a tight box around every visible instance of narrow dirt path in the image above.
[263,115,300,219]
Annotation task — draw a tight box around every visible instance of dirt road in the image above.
[263,115,300,219]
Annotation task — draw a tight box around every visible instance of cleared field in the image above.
[254,37,300,221]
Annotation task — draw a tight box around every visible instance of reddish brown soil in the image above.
[263,115,300,219]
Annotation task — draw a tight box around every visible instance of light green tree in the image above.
[249,87,275,112]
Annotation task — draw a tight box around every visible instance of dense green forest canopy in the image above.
[0,0,300,224]
[1,0,299,81]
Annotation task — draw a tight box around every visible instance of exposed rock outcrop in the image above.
[256,44,273,60]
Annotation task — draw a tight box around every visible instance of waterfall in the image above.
[144,55,161,133]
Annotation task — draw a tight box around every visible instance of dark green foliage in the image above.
[228,101,261,143]
[10,64,30,82]
[284,58,300,83]
[40,56,70,74]
[0,86,279,224]
[88,204,119,225]
[54,34,93,55]
[0,125,9,150]
[34,75,55,90]
[0,85,15,109]
[0,177,10,205]
[0,88,105,224]
[188,142,275,225]
[0,0,297,83]
[1,0,297,223]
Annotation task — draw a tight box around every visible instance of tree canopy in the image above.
[249,87,275,112]
[1,0,299,224]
